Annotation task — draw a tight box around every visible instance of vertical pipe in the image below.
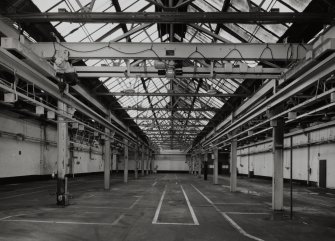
[272,117,284,211]
[124,138,128,183]
[104,128,111,190]
[57,100,68,205]
[231,137,237,192]
[213,148,218,184]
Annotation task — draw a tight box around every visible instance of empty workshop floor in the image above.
[0,173,334,241]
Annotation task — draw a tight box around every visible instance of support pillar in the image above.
[134,144,139,179]
[141,145,145,176]
[272,116,284,211]
[146,149,149,175]
[192,156,195,175]
[204,153,208,180]
[198,155,202,178]
[230,137,237,192]
[124,138,128,183]
[112,152,117,173]
[213,147,218,185]
[57,101,68,206]
[104,128,111,190]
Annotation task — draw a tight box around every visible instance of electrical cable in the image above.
[258,44,274,60]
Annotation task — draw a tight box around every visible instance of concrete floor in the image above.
[0,173,334,241]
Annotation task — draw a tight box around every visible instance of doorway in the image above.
[319,159,327,188]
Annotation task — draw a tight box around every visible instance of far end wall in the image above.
[155,150,188,171]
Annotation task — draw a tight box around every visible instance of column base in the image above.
[56,178,69,206]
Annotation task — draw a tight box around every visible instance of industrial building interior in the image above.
[0,0,335,240]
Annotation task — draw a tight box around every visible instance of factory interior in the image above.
[0,0,335,240]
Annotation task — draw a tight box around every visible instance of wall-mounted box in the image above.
[36,106,44,115]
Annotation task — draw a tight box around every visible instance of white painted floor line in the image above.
[191,184,264,241]
[152,186,166,224]
[1,219,121,226]
[129,196,142,209]
[154,222,197,226]
[221,213,264,241]
[214,203,263,206]
[0,190,47,200]
[0,214,24,221]
[222,185,230,188]
[69,205,129,209]
[111,214,125,225]
[152,181,157,187]
[180,185,199,225]
[224,212,269,215]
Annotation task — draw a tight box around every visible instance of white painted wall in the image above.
[237,126,335,189]
[0,111,104,178]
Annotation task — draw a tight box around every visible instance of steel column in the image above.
[146,149,149,175]
[213,148,218,185]
[204,153,208,180]
[134,144,139,179]
[198,154,202,178]
[57,101,68,206]
[141,145,145,176]
[124,138,129,183]
[272,116,284,211]
[230,136,237,192]
[104,128,111,190]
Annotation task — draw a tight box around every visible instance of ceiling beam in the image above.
[95,92,247,97]
[4,12,334,24]
[76,66,283,79]
[30,41,310,61]
[118,107,219,111]
[129,117,209,120]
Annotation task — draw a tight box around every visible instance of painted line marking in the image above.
[68,205,129,210]
[129,196,142,209]
[0,190,47,200]
[152,186,166,224]
[180,185,199,225]
[111,214,125,225]
[222,185,230,188]
[86,194,95,199]
[0,214,24,221]
[0,219,121,226]
[214,203,263,206]
[153,222,197,226]
[224,212,269,215]
[152,181,157,187]
[192,184,264,241]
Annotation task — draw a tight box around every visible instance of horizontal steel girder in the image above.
[3,12,335,24]
[30,41,310,61]
[75,66,284,79]
[97,92,246,97]
[130,117,209,120]
[135,124,208,127]
[119,107,218,111]
[146,134,198,136]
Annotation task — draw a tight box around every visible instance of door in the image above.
[319,159,327,188]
